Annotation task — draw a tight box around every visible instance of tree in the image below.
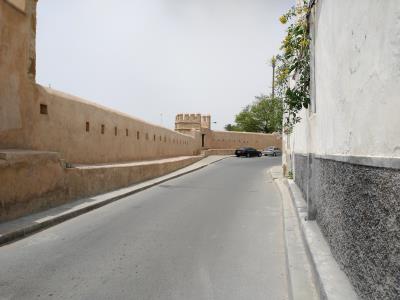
[224,124,241,131]
[225,96,283,133]
[275,1,311,132]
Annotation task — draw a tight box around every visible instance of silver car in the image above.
[262,146,282,156]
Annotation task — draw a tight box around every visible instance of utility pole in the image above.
[271,56,276,99]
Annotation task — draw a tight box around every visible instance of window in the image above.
[101,124,105,134]
[114,127,118,136]
[153,134,156,141]
[137,131,140,140]
[86,122,90,132]
[40,104,48,115]
[126,129,129,136]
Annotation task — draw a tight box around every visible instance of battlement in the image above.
[175,114,202,122]
[175,113,211,133]
[201,115,211,130]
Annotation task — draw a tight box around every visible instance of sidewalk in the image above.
[269,167,318,300]
[270,166,358,300]
[0,155,231,246]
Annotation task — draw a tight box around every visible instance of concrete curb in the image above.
[0,156,231,247]
[269,167,359,300]
[270,169,319,300]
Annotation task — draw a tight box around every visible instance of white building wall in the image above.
[285,2,400,298]
[291,0,400,159]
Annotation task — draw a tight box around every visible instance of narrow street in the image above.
[0,157,289,300]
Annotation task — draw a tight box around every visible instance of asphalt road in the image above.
[0,156,288,300]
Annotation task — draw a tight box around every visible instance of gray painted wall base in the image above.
[286,179,358,300]
[294,153,400,300]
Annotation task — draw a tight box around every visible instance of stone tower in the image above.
[175,113,211,134]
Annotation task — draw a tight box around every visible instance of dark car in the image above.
[235,147,262,157]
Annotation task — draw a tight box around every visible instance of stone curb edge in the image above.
[282,178,325,300]
[0,156,231,247]
[276,177,296,300]
[270,170,323,300]
[269,169,317,300]
[284,179,359,300]
[269,168,359,300]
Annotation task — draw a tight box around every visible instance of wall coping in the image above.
[38,85,193,139]
[212,130,281,136]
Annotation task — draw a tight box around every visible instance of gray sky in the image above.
[36,0,292,130]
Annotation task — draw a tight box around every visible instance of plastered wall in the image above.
[284,1,400,299]
[289,0,400,158]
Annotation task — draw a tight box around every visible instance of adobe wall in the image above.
[0,0,200,164]
[0,0,278,222]
[0,0,36,136]
[0,150,203,222]
[26,86,199,164]
[0,82,200,164]
[175,114,282,151]
[206,130,281,150]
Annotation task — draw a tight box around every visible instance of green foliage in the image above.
[275,0,311,132]
[224,123,241,131]
[225,96,283,134]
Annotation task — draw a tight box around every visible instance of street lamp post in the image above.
[271,56,276,99]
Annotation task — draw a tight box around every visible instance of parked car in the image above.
[262,146,282,156]
[235,147,262,157]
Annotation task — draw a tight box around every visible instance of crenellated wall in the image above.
[31,87,200,164]
[175,113,203,133]
[0,0,281,165]
[175,113,282,150]
[0,0,200,164]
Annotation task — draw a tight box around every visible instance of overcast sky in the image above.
[36,0,293,130]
